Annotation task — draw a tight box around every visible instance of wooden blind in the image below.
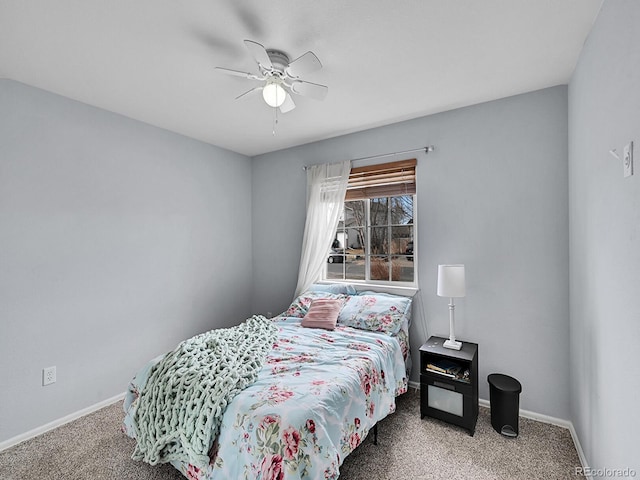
[345,159,416,200]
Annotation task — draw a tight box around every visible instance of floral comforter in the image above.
[123,316,408,480]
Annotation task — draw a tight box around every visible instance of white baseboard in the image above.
[408,380,420,391]
[568,422,592,480]
[409,382,590,476]
[478,398,572,428]
[0,392,125,452]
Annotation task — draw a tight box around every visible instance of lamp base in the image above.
[443,339,462,350]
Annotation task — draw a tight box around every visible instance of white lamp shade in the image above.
[262,83,286,107]
[437,264,466,297]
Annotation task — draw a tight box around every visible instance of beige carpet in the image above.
[0,389,583,479]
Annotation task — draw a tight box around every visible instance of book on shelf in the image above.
[426,360,461,376]
[425,367,456,378]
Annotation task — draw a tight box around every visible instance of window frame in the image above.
[323,193,418,291]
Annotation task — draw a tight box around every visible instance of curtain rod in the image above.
[302,145,435,170]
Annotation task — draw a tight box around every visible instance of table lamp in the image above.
[437,264,466,350]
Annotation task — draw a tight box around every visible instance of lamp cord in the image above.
[415,288,429,342]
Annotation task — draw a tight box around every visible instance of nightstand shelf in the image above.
[419,336,478,436]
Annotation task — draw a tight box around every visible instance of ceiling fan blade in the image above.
[286,51,322,78]
[216,67,261,80]
[280,93,296,113]
[290,80,328,101]
[244,40,273,70]
[235,86,262,100]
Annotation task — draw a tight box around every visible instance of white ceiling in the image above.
[0,1,602,157]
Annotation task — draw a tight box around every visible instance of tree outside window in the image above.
[325,194,415,284]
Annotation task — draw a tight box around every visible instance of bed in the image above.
[122,288,412,480]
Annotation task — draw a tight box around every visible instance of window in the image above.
[325,159,416,286]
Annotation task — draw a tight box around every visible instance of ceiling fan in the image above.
[216,40,328,113]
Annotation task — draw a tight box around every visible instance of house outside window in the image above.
[324,159,417,287]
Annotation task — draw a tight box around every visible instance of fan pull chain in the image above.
[272,106,279,136]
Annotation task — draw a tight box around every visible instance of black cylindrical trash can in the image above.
[488,373,522,437]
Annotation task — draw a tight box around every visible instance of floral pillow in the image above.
[282,292,346,318]
[337,293,412,336]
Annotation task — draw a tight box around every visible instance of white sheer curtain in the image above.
[294,160,351,298]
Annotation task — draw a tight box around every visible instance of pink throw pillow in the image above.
[301,299,344,330]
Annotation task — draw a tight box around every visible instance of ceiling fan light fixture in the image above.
[262,82,286,108]
[217,40,327,114]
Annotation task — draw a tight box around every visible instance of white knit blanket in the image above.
[131,315,277,468]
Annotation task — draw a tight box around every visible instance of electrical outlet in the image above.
[623,141,633,177]
[43,366,56,386]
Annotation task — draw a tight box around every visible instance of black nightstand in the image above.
[419,336,478,436]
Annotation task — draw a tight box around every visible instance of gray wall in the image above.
[0,80,253,443]
[252,86,570,419]
[569,0,640,474]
